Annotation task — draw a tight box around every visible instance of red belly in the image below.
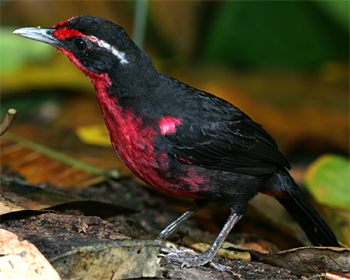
[96,91,208,199]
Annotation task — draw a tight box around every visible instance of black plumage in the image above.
[13,15,340,268]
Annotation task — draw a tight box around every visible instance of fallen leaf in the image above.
[0,181,137,218]
[251,246,350,276]
[50,239,164,280]
[75,124,111,147]
[0,229,61,280]
[0,212,131,251]
[0,195,29,215]
[183,236,251,261]
[1,132,119,187]
[248,193,312,246]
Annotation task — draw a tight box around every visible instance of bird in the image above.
[13,15,339,267]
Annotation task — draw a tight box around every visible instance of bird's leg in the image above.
[159,207,242,268]
[158,200,208,240]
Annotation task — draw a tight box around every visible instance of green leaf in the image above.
[313,0,350,31]
[202,1,348,69]
[304,154,350,212]
[1,27,53,72]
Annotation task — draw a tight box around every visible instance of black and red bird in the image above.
[13,15,339,267]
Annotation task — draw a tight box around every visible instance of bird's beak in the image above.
[13,27,60,48]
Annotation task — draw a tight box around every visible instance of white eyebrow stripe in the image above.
[88,36,129,65]
[111,46,128,65]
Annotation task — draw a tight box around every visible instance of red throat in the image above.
[58,48,110,88]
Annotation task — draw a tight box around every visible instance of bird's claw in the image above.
[159,246,227,269]
[158,246,197,262]
[160,246,197,256]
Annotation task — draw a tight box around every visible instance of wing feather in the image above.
[167,118,290,175]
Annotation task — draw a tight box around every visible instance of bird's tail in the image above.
[272,170,339,247]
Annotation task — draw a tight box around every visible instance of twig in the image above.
[0,108,17,136]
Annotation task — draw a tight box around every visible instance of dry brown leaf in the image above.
[0,229,61,280]
[0,195,29,215]
[1,132,118,188]
[251,246,350,276]
[1,181,136,218]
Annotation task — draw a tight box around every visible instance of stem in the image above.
[0,108,17,136]
[133,0,148,48]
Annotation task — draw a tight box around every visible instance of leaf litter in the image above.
[1,168,349,279]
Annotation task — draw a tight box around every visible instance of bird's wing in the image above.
[166,118,290,175]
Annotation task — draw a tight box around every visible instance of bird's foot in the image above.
[159,246,197,257]
[159,247,230,271]
[159,247,211,267]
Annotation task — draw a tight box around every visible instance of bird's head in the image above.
[13,15,153,85]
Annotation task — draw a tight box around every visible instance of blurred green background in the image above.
[1,0,349,156]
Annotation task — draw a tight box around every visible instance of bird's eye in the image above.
[75,38,87,50]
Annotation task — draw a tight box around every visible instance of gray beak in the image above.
[13,27,60,48]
